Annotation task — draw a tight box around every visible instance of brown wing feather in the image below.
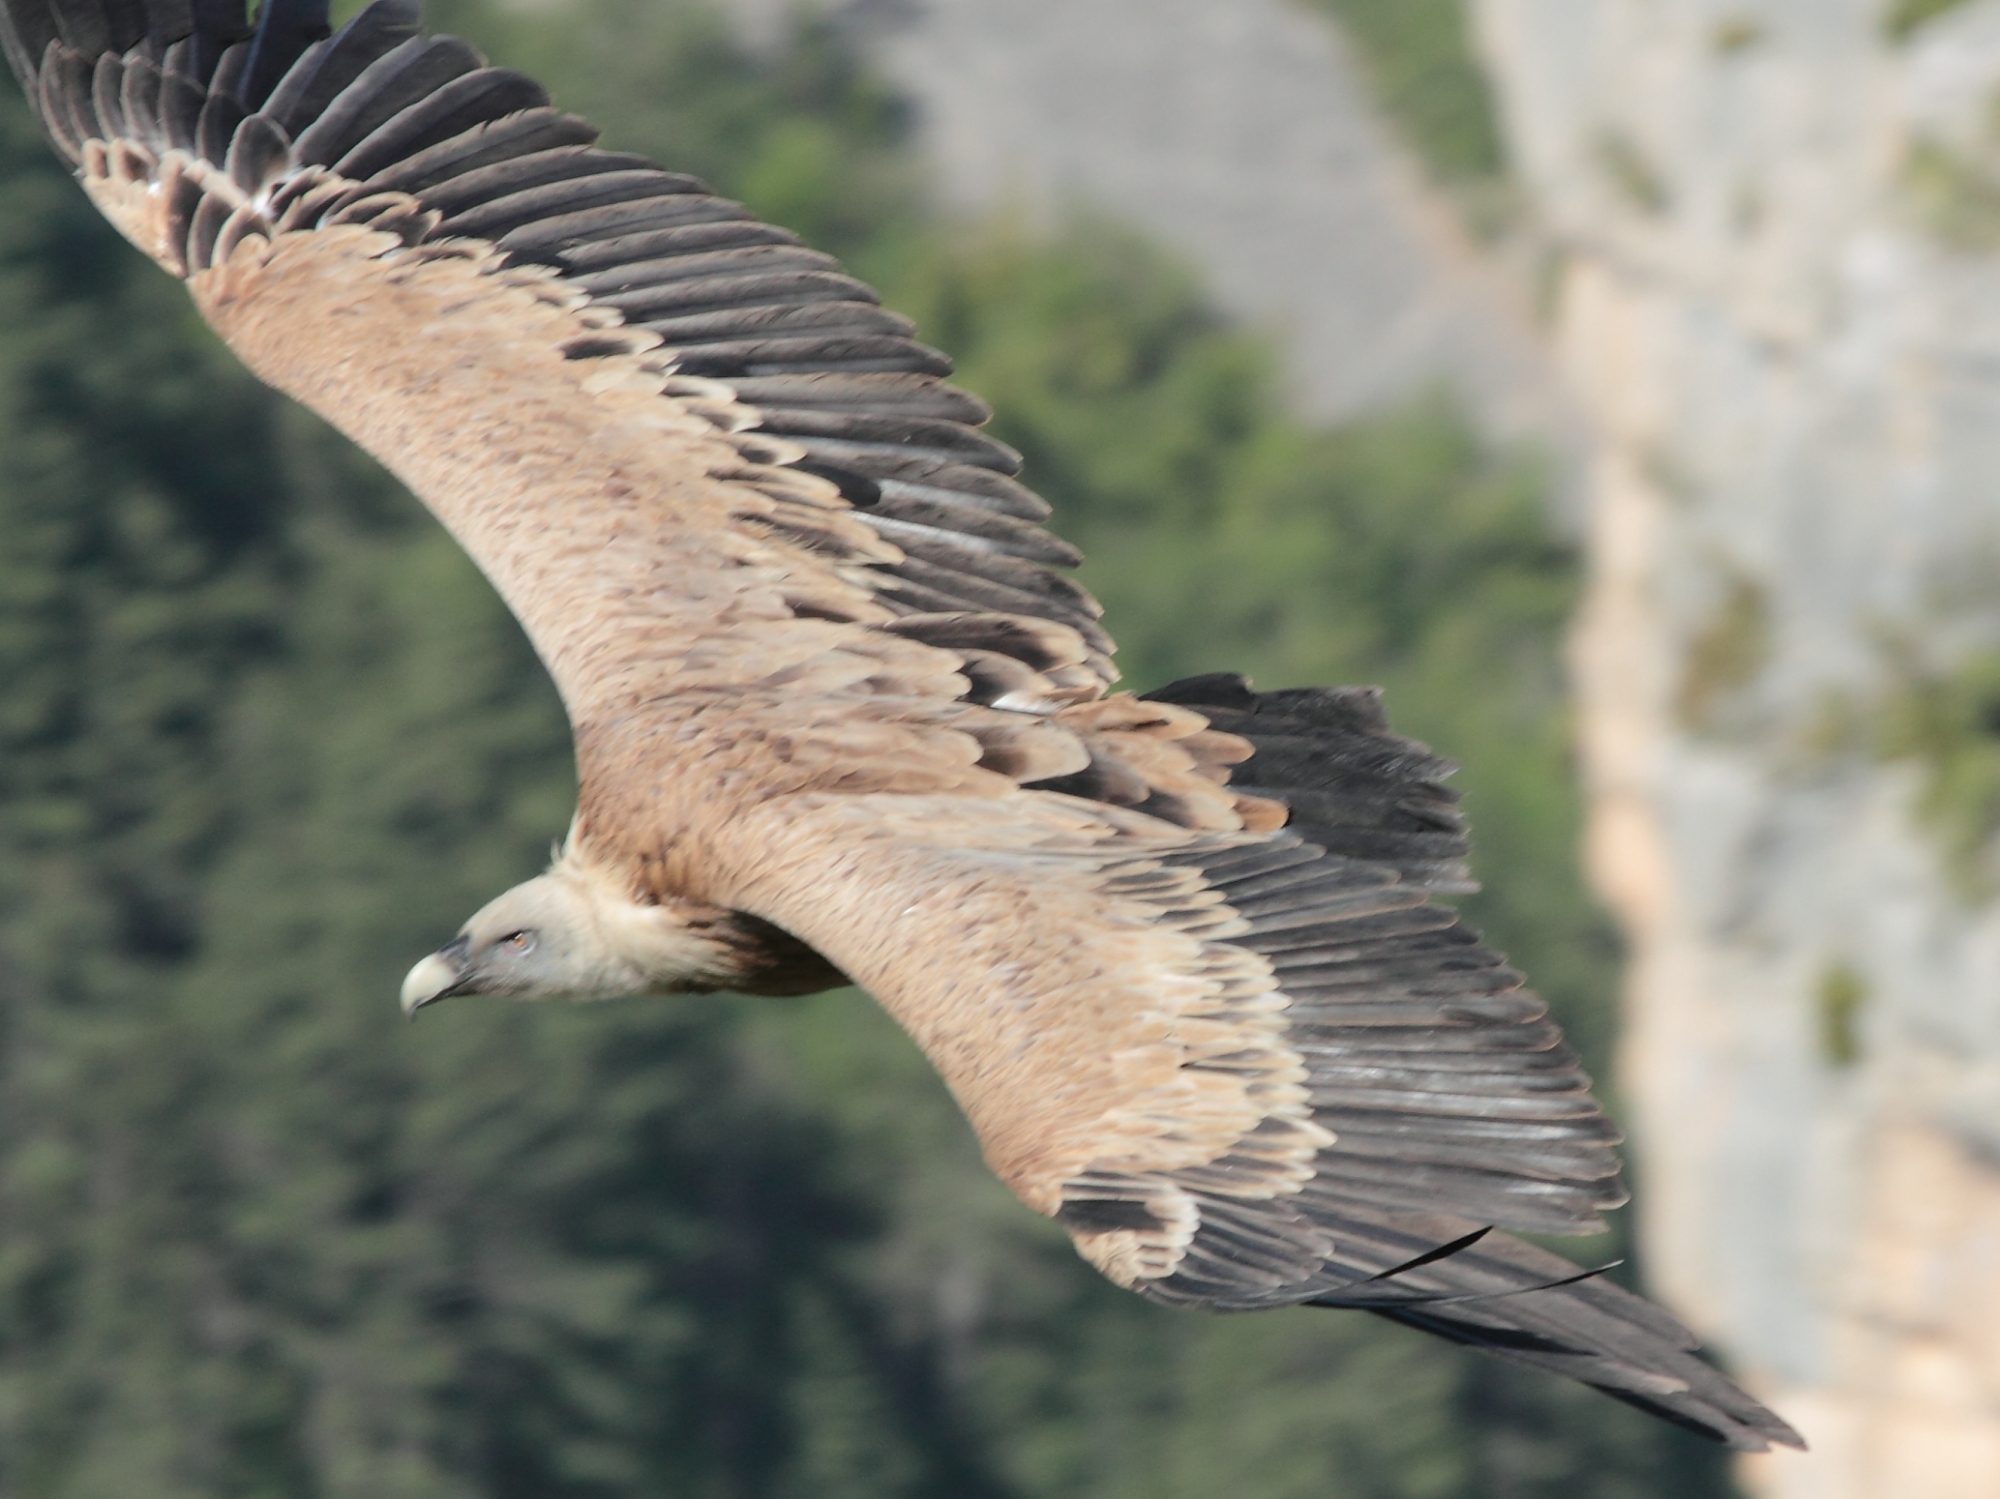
[26,0,1229,828]
[719,794,1798,1452]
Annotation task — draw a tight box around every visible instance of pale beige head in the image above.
[400,852,757,1016]
[400,843,848,1015]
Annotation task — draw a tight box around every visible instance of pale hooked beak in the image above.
[400,935,471,1018]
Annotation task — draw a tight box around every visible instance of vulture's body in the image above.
[1,0,1803,1452]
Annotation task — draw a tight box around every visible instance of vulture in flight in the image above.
[2,0,1802,1453]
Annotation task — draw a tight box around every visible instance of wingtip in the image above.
[1721,1418,1808,1454]
[1741,1403,1810,1453]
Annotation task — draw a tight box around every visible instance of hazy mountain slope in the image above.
[715,0,1567,440]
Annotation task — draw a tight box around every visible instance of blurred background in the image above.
[2,0,1996,1494]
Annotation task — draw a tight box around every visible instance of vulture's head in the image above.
[400,856,847,1015]
[400,863,760,1015]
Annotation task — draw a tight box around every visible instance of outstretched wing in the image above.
[715,685,1798,1452]
[1,0,1801,1451]
[9,0,1281,847]
[1,0,1121,742]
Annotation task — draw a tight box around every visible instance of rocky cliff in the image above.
[719,0,1566,436]
[1472,2,2000,1493]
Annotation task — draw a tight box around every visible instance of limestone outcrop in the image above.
[1474,2,2000,1491]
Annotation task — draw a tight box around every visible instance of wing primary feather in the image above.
[142,0,193,51]
[1215,852,1369,900]
[205,30,245,97]
[1351,1226,1493,1285]
[1291,1018,1565,1053]
[634,296,915,349]
[103,0,151,51]
[118,49,164,147]
[412,144,648,218]
[724,372,991,422]
[876,464,1054,525]
[252,31,327,115]
[41,40,95,154]
[1316,1129,1619,1183]
[1296,1045,1582,1079]
[893,538,1097,611]
[349,110,601,200]
[1235,903,1462,952]
[869,571,986,618]
[224,108,289,194]
[184,180,231,268]
[664,331,953,378]
[884,477,1056,523]
[192,73,243,159]
[497,191,754,258]
[751,405,1024,472]
[597,267,880,321]
[879,555,1112,650]
[1310,1108,1622,1147]
[565,242,837,296]
[557,218,801,272]
[238,0,328,108]
[288,33,475,166]
[0,0,58,86]
[1271,942,1509,979]
[47,0,107,53]
[438,168,706,239]
[159,60,201,145]
[188,0,249,83]
[1331,1259,1626,1309]
[1230,884,1427,927]
[90,49,125,137]
[862,496,1078,562]
[260,0,417,131]
[1295,1165,1609,1235]
[329,65,547,180]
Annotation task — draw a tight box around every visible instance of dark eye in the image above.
[498,930,537,955]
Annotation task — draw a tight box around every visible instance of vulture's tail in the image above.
[1143,671,1474,891]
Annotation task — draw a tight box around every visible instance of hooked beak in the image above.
[400,935,472,1018]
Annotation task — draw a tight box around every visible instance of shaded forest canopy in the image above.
[0,0,1735,1493]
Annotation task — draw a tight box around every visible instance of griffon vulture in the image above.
[1,0,1802,1452]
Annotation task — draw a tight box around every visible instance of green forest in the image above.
[0,1,1738,1494]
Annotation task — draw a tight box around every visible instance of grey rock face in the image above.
[1474,0,2000,1491]
[718,0,1567,439]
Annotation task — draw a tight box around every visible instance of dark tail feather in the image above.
[1143,672,1475,891]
